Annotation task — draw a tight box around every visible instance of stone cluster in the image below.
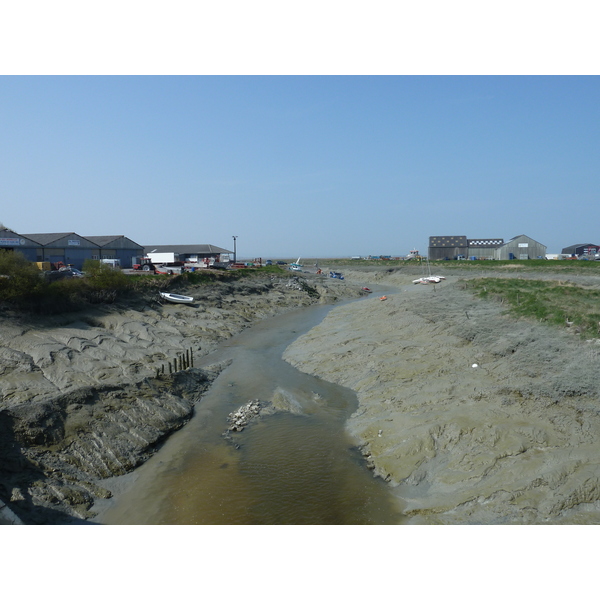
[226,400,261,432]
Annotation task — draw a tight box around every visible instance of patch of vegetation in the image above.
[0,253,292,315]
[465,277,600,339]
[299,257,600,272]
[0,250,46,302]
[433,258,600,272]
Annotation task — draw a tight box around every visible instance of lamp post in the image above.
[232,236,238,264]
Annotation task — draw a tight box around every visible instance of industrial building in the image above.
[23,232,102,269]
[428,236,469,260]
[428,234,547,260]
[495,234,547,260]
[0,228,233,270]
[561,243,600,257]
[0,229,41,262]
[142,244,233,265]
[85,235,144,266]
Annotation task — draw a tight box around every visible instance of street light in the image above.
[232,236,238,264]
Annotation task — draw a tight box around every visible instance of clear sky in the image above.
[1,75,598,258]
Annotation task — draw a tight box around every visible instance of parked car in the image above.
[59,267,84,278]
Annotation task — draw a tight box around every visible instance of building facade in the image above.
[0,229,41,262]
[494,234,547,260]
[428,236,468,260]
[142,244,233,265]
[86,236,145,268]
[429,234,547,260]
[22,232,100,270]
[561,243,600,257]
[466,238,504,259]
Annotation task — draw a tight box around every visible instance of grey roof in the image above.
[85,235,144,249]
[23,232,96,245]
[143,244,233,255]
[501,234,546,248]
[0,229,42,246]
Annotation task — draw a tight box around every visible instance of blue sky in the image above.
[1,75,599,257]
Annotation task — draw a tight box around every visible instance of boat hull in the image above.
[160,292,194,304]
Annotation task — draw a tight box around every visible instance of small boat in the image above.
[379,295,387,301]
[289,257,303,271]
[362,287,372,292]
[159,292,194,304]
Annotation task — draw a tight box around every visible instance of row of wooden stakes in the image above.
[156,348,195,378]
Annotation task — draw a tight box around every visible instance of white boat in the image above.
[289,257,303,271]
[159,292,195,304]
[413,259,446,284]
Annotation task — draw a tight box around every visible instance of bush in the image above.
[0,250,46,302]
[82,260,129,290]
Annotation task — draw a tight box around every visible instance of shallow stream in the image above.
[96,291,405,524]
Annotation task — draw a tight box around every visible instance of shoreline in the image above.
[0,272,365,524]
[283,270,600,524]
[5,264,600,524]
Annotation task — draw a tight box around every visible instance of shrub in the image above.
[0,250,46,302]
[82,260,129,290]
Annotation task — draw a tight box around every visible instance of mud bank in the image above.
[0,273,364,523]
[284,268,600,524]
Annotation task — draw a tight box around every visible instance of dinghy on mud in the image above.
[159,292,195,304]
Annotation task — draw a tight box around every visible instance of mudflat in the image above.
[4,264,600,524]
[0,273,363,524]
[284,268,600,524]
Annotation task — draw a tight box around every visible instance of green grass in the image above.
[307,257,600,271]
[465,277,600,339]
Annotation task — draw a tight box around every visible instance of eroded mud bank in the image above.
[284,270,600,524]
[0,273,364,523]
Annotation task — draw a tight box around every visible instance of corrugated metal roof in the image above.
[143,244,233,255]
[501,234,546,248]
[85,235,143,249]
[23,232,98,246]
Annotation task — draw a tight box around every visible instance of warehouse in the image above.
[142,244,233,266]
[0,229,41,262]
[466,238,504,259]
[494,234,547,260]
[429,233,547,260]
[22,232,100,270]
[85,235,144,268]
[561,243,600,258]
[428,236,468,260]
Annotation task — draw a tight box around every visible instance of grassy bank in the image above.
[465,277,600,339]
[311,257,600,272]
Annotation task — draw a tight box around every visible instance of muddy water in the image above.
[97,295,405,524]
